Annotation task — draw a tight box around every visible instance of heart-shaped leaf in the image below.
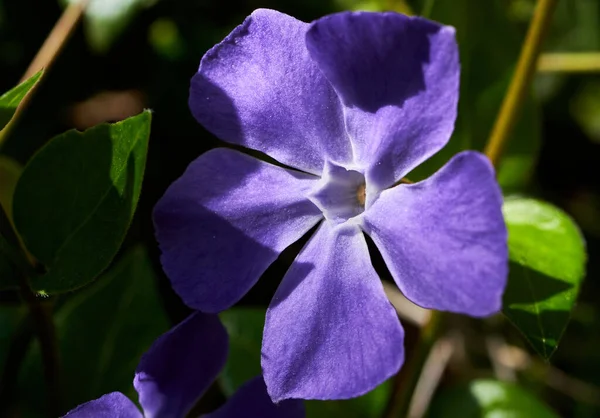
[502,197,586,359]
[13,110,151,293]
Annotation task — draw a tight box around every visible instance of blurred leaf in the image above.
[18,245,169,416]
[219,307,391,418]
[148,18,185,61]
[219,307,265,396]
[502,197,586,359]
[570,80,600,143]
[548,0,600,52]
[409,0,540,192]
[13,110,151,294]
[0,71,42,131]
[62,0,155,53]
[427,379,559,418]
[0,155,21,222]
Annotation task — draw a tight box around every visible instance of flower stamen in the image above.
[357,183,366,207]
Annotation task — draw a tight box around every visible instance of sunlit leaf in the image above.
[502,197,586,359]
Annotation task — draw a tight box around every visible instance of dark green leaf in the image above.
[219,307,265,395]
[427,379,559,418]
[13,110,152,294]
[220,307,390,417]
[502,197,586,359]
[0,71,43,131]
[0,203,31,290]
[18,245,169,416]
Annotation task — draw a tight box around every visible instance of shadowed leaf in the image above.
[13,110,151,294]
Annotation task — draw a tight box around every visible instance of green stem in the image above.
[538,52,600,73]
[484,0,558,166]
[385,312,442,418]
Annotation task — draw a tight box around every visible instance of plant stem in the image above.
[0,315,35,416]
[484,0,558,167]
[538,52,600,73]
[19,276,62,417]
[0,0,87,149]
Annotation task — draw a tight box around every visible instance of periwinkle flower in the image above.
[63,312,303,417]
[154,9,507,402]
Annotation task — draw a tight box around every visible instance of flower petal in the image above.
[134,312,228,418]
[190,9,351,175]
[154,148,322,312]
[263,222,404,401]
[363,151,508,316]
[306,12,459,191]
[203,376,305,418]
[63,392,141,418]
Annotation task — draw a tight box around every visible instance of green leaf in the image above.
[220,307,390,418]
[13,110,151,294]
[502,197,587,359]
[0,71,43,131]
[428,379,559,418]
[409,0,540,192]
[18,245,169,416]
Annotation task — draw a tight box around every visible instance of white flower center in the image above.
[308,162,367,224]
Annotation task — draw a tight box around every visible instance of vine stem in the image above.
[385,1,557,417]
[484,0,558,166]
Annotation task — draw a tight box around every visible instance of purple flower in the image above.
[63,312,304,418]
[154,9,507,402]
